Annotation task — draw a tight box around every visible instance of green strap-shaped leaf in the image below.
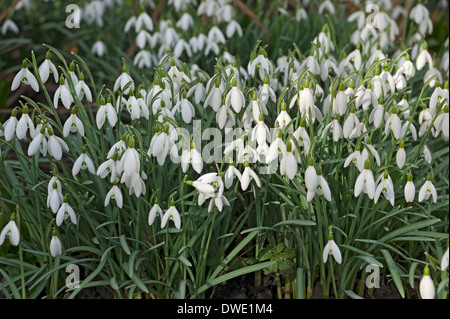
[381,249,405,298]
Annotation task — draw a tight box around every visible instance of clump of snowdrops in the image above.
[0,0,448,300]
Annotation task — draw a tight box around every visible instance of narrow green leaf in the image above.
[273,220,316,227]
[195,261,276,296]
[381,249,405,298]
[120,235,131,255]
[345,290,364,299]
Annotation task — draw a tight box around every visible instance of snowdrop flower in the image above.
[320,54,339,81]
[404,173,415,203]
[248,92,267,123]
[38,51,58,84]
[401,54,415,80]
[343,107,361,139]
[114,64,134,94]
[188,173,217,200]
[396,140,406,169]
[47,181,63,214]
[176,12,194,31]
[434,104,449,139]
[398,95,410,119]
[424,66,442,88]
[56,196,77,226]
[251,114,271,146]
[104,181,123,208]
[0,217,20,247]
[136,89,149,120]
[117,137,141,183]
[300,49,320,76]
[416,42,433,71]
[421,145,432,164]
[216,102,236,129]
[16,105,35,140]
[3,109,18,142]
[357,82,378,111]
[28,126,48,157]
[393,68,407,91]
[441,248,449,271]
[161,201,181,229]
[299,82,322,123]
[347,45,362,71]
[384,106,402,140]
[371,68,386,100]
[47,176,62,198]
[318,0,335,14]
[374,171,395,206]
[419,265,435,299]
[92,40,107,57]
[225,78,245,113]
[67,62,79,88]
[11,59,39,92]
[258,76,276,107]
[148,126,175,166]
[419,105,434,137]
[1,18,19,35]
[226,20,243,38]
[295,7,307,22]
[50,231,62,257]
[53,76,72,109]
[361,139,381,168]
[410,2,429,24]
[323,231,341,264]
[280,141,298,180]
[47,129,69,161]
[207,25,226,48]
[266,129,286,163]
[173,91,195,123]
[97,156,119,183]
[307,165,332,202]
[305,157,318,192]
[224,162,242,189]
[187,78,206,105]
[135,11,153,32]
[174,39,192,59]
[124,15,137,33]
[75,73,92,102]
[241,161,261,191]
[181,141,203,174]
[205,79,224,112]
[354,160,376,199]
[369,98,385,129]
[418,176,438,203]
[125,90,142,120]
[63,107,84,137]
[380,65,395,97]
[334,83,348,116]
[107,135,127,159]
[322,114,343,142]
[344,145,364,172]
[148,199,163,227]
[193,173,230,213]
[275,101,292,131]
[96,96,118,129]
[237,140,258,164]
[248,49,273,80]
[429,81,449,114]
[72,147,95,177]
[293,118,311,154]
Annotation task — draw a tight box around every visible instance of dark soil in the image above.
[55,272,418,299]
[208,274,277,299]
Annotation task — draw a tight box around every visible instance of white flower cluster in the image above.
[0,1,448,277]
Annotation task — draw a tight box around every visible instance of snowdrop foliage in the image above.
[0,0,448,300]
